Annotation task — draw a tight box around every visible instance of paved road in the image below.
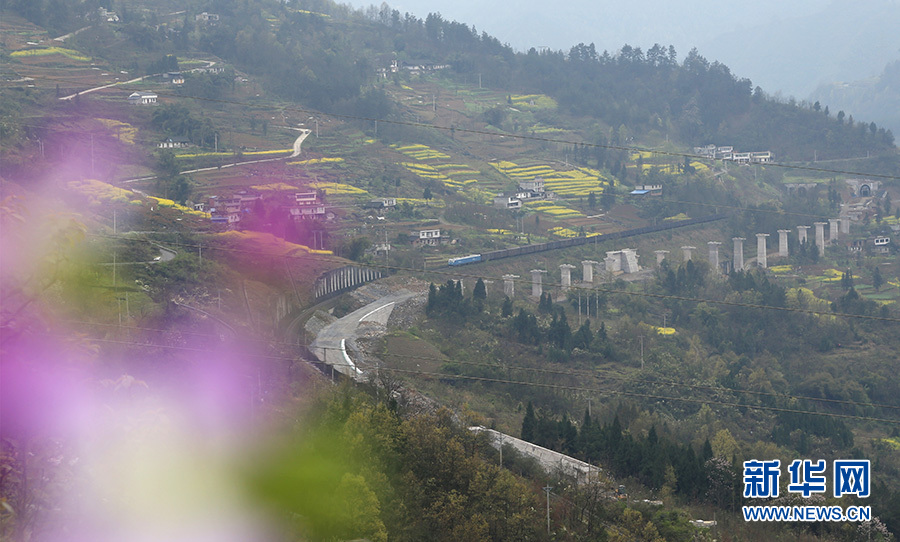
[288,128,311,157]
[310,290,417,380]
[157,246,176,262]
[59,61,217,101]
[121,129,311,184]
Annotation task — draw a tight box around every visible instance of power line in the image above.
[90,232,900,324]
[37,333,900,425]
[14,79,897,224]
[19,73,900,181]
[64,319,900,413]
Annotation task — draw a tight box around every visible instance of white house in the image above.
[158,137,190,149]
[98,7,119,22]
[195,12,220,23]
[493,194,522,210]
[518,178,545,194]
[295,191,320,206]
[127,92,157,105]
[411,229,442,246]
[290,206,327,221]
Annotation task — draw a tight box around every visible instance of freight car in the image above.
[467,214,728,265]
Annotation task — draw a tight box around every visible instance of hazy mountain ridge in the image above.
[356,0,900,130]
[810,60,900,136]
[701,0,900,99]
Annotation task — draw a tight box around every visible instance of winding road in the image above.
[310,291,417,380]
[121,129,312,184]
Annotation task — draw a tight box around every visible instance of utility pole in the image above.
[640,334,644,370]
[113,251,121,325]
[543,486,553,536]
[90,134,95,177]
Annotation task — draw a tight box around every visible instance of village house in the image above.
[127,91,157,105]
[295,191,321,206]
[630,184,663,196]
[363,197,397,210]
[870,236,892,255]
[493,194,522,210]
[694,144,771,163]
[157,136,191,149]
[518,178,544,194]
[290,205,327,221]
[98,7,119,22]
[195,12,220,23]
[288,190,329,220]
[167,71,185,85]
[410,229,443,247]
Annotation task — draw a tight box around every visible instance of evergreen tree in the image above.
[873,266,884,291]
[521,401,536,442]
[538,292,552,313]
[501,296,513,317]
[841,269,854,290]
[573,319,593,350]
[702,438,713,461]
[426,283,437,315]
[473,278,486,301]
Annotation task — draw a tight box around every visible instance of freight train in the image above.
[444,214,728,267]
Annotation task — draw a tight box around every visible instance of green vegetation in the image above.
[247,386,544,541]
[2,0,899,539]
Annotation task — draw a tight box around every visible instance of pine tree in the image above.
[702,438,713,461]
[521,401,536,442]
[873,266,884,291]
[574,320,593,350]
[841,269,854,290]
[473,278,486,301]
[426,283,437,315]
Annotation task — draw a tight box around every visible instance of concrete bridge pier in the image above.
[778,230,790,257]
[708,241,722,273]
[733,237,745,272]
[756,233,769,269]
[530,269,546,298]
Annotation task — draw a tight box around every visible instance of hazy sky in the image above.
[343,0,900,99]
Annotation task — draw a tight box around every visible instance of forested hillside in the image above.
[5,0,895,164]
[2,0,900,540]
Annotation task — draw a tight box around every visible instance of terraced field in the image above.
[389,143,505,200]
[490,160,613,197]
